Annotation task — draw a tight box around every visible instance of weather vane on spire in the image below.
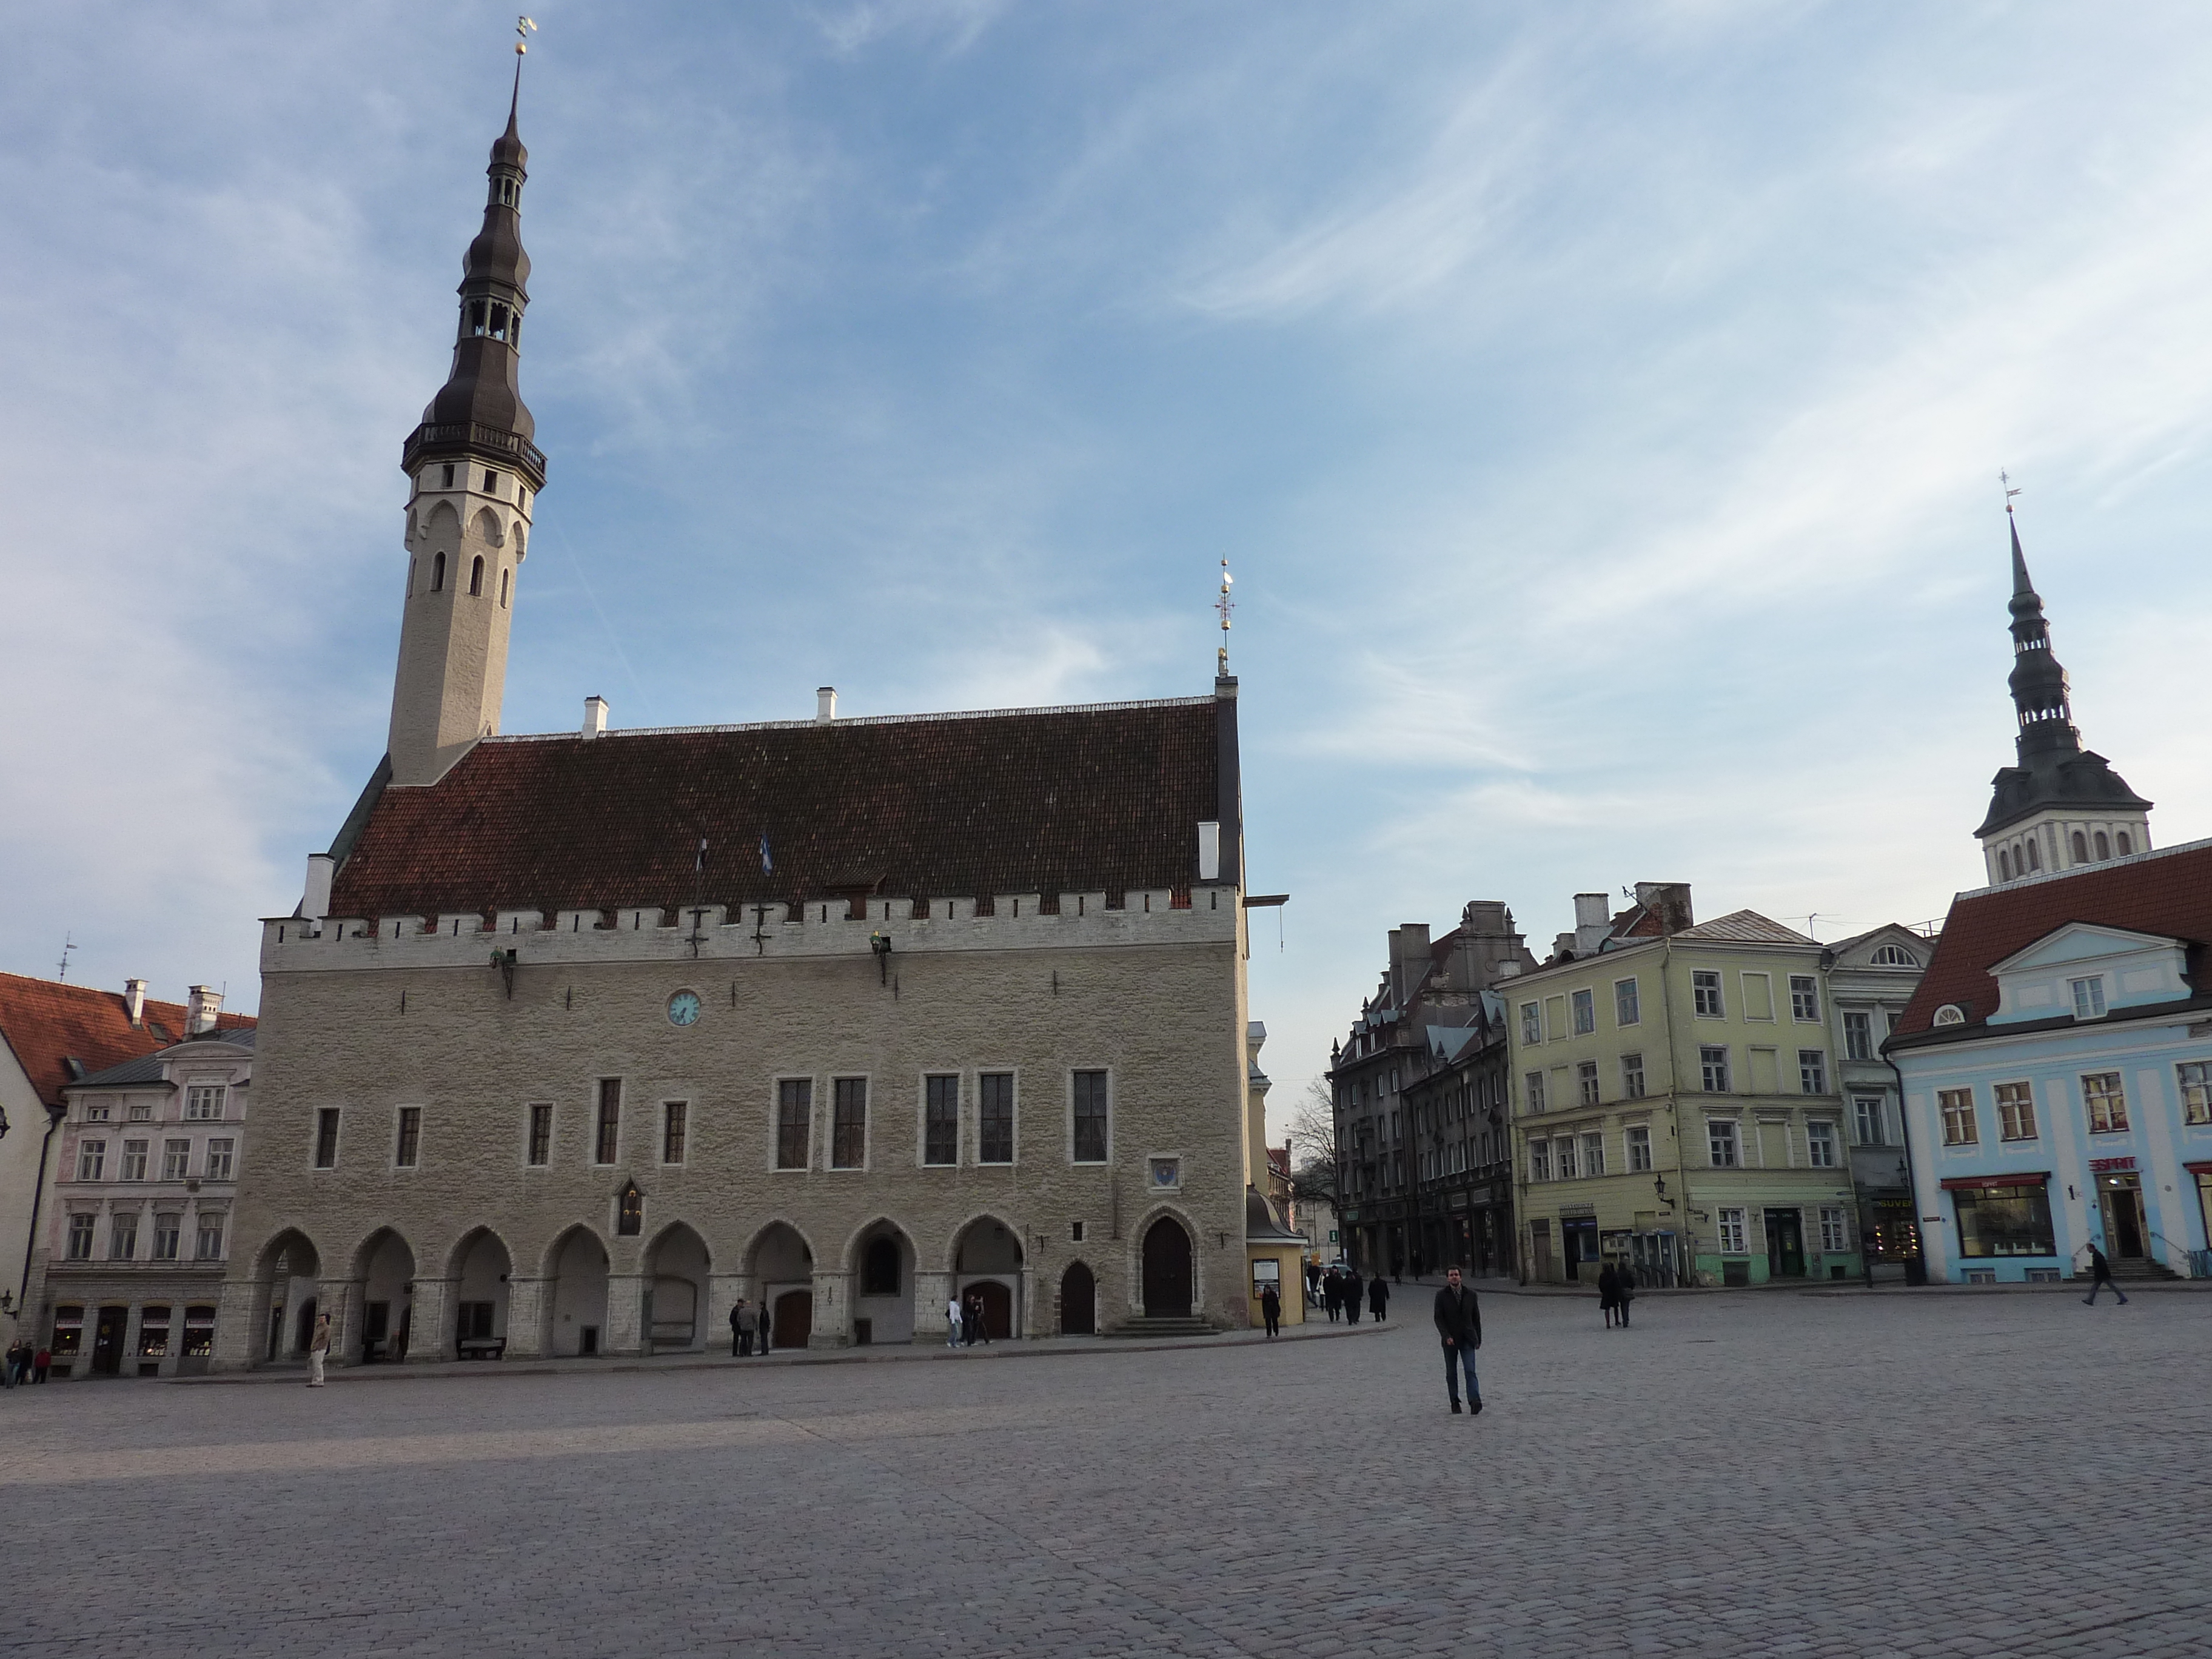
[516,15,537,53]
[1215,557,1235,677]
[2000,467,2021,514]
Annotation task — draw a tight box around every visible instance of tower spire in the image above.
[1974,492,2151,883]
[386,49,547,788]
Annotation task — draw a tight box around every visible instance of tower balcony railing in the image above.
[401,420,548,486]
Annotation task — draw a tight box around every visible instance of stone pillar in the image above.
[705,1273,752,1354]
[605,1272,648,1357]
[211,1277,264,1372]
[808,1269,852,1348]
[503,1276,551,1359]
[405,1277,455,1362]
[317,1278,364,1367]
[913,1270,951,1338]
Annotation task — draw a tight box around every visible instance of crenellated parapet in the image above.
[264,885,1238,973]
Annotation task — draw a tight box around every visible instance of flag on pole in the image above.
[759,831,773,874]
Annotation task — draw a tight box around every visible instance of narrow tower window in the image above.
[468,299,489,336]
[1998,848,2011,882]
[2116,831,2133,855]
[441,463,455,489]
[484,469,499,493]
[2093,830,2110,859]
[469,555,484,597]
[2071,831,2088,864]
[431,552,446,592]
[500,567,511,609]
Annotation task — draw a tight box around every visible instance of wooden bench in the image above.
[456,1336,506,1361]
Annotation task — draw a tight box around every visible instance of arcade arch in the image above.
[747,1222,813,1352]
[352,1228,416,1363]
[952,1215,1024,1339]
[846,1219,916,1344]
[644,1222,709,1353]
[254,1230,320,1365]
[449,1227,514,1356]
[546,1225,610,1357]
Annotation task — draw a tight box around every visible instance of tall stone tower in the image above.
[1974,511,2151,886]
[386,82,546,788]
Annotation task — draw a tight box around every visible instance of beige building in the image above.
[1509,885,1866,1288]
[30,1021,254,1378]
[213,93,1258,1372]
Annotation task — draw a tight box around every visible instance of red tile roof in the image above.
[330,699,1225,922]
[1893,838,2212,1036]
[0,974,256,1110]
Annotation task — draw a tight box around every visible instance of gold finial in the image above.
[516,15,537,53]
[1215,557,1235,676]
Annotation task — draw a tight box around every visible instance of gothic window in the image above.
[2116,831,2133,855]
[431,552,446,592]
[595,1079,622,1164]
[1071,1070,1108,1163]
[617,1179,643,1236]
[776,1079,811,1170]
[2093,830,2110,859]
[979,1073,1014,1164]
[1999,848,2012,881]
[469,556,484,597]
[831,1079,866,1169]
[861,1237,899,1297]
[2025,839,2040,872]
[923,1075,959,1166]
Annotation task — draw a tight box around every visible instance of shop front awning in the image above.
[1940,1172,2050,1191]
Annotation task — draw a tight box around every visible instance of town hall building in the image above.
[212,85,1259,1370]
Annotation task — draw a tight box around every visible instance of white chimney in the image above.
[123,978,147,1028]
[1574,891,1611,955]
[303,854,334,921]
[1198,820,1221,882]
[816,686,837,725]
[583,696,609,738]
[185,985,221,1036]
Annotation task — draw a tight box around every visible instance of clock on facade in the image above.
[666,990,702,1027]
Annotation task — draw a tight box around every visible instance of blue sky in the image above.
[4,3,2208,1131]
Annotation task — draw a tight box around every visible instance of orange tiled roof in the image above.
[0,973,255,1110]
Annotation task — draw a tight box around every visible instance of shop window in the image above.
[181,1307,216,1358]
[137,1307,172,1358]
[1954,1183,2055,1258]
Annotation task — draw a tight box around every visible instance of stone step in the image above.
[1103,1318,1218,1338]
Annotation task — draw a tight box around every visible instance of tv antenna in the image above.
[1215,558,1235,676]
[56,933,75,981]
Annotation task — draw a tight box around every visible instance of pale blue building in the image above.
[1887,521,2211,1283]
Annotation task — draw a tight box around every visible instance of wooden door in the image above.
[1059,1263,1096,1335]
[1141,1218,1192,1317]
[970,1281,1012,1339]
[92,1305,128,1376]
[771,1290,813,1351]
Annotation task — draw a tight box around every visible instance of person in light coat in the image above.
[307,1314,331,1387]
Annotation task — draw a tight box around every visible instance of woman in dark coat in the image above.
[1367,1273,1389,1322]
[1597,1262,1620,1328]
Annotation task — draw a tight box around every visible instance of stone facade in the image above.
[217,885,1250,1370]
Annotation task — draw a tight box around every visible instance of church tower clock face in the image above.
[666,990,703,1027]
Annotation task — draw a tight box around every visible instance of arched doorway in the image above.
[1059,1262,1096,1335]
[849,1221,916,1344]
[747,1222,813,1352]
[547,1227,610,1356]
[1142,1217,1193,1317]
[256,1232,320,1365]
[449,1229,512,1358]
[643,1223,709,1353]
[952,1215,1024,1339]
[354,1229,416,1363]
[772,1290,813,1350]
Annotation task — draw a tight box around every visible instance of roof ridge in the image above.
[488,694,1216,744]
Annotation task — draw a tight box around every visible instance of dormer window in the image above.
[1870,944,1917,968]
[2069,976,2106,1021]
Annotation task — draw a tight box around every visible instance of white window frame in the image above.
[1806,1120,1838,1168]
[2070,976,2107,1021]
[1614,977,1640,1027]
[1843,1011,1874,1061]
[1798,1050,1828,1094]
[1571,988,1595,1036]
[1938,1088,1977,1146]
[1708,1119,1740,1168]
[2081,1071,2128,1134]
[1700,1045,1731,1093]
[1852,1095,1885,1147]
[1523,1071,1546,1114]
[1520,1002,1541,1045]
[184,1085,225,1121]
[1692,971,1724,1018]
[1789,975,1821,1022]
[1994,1081,2037,1142]
[1581,1131,1606,1178]
[204,1138,235,1181]
[1819,1206,1849,1252]
[976,1068,1018,1167]
[1621,1052,1645,1100]
[1717,1207,1748,1253]
[1626,1124,1652,1172]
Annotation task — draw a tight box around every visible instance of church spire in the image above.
[386,67,548,788]
[1974,503,2151,884]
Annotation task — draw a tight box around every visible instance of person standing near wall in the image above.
[1260,1281,1281,1338]
[307,1314,331,1387]
[946,1296,963,1349]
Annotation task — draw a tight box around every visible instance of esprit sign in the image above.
[2088,1156,2136,1173]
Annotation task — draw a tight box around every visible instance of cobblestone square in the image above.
[4,1287,2205,1657]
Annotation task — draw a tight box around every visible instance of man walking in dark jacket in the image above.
[1433,1267,1483,1414]
[2082,1242,2129,1305]
[1367,1272,1390,1322]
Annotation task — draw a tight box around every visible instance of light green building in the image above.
[1506,885,1863,1288]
